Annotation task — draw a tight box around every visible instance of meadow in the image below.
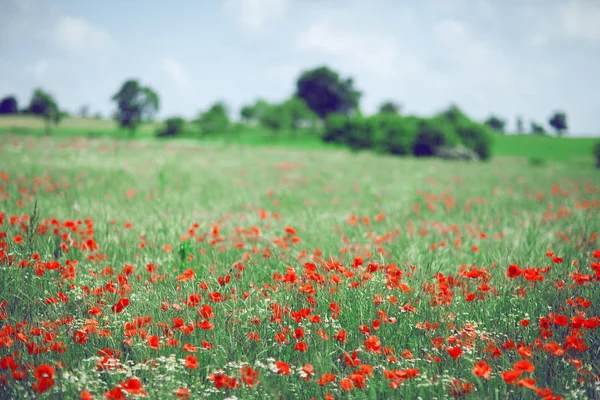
[0,132,599,399]
[1,115,599,161]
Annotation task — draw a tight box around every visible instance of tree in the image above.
[0,95,18,114]
[28,88,61,135]
[295,66,361,119]
[78,105,90,118]
[197,102,230,136]
[240,99,270,123]
[548,111,567,136]
[260,104,289,132]
[484,115,506,133]
[111,79,160,136]
[530,121,546,135]
[282,97,317,131]
[516,116,524,134]
[378,101,402,115]
[240,105,254,122]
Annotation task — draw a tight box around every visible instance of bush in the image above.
[594,142,600,169]
[323,113,352,144]
[413,117,460,157]
[197,102,230,136]
[374,114,418,155]
[260,105,289,131]
[346,116,378,151]
[454,120,493,160]
[156,117,185,138]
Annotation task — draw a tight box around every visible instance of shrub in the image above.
[346,116,378,151]
[594,142,600,169]
[413,117,460,157]
[260,105,290,131]
[323,113,352,144]
[197,102,230,136]
[374,114,418,155]
[454,120,493,160]
[156,117,185,138]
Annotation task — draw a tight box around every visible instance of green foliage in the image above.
[295,66,361,119]
[346,116,378,151]
[454,119,493,160]
[156,117,186,138]
[323,114,379,151]
[413,117,460,157]
[378,101,402,115]
[594,142,600,169]
[282,97,317,131]
[484,115,506,133]
[323,113,352,144]
[0,95,18,114]
[240,99,270,122]
[437,105,492,160]
[548,111,568,136]
[374,114,418,155]
[197,102,230,136]
[260,104,289,131]
[111,79,160,136]
[28,88,61,135]
[530,121,546,135]
[258,97,317,134]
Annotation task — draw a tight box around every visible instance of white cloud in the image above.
[27,59,52,80]
[558,0,600,43]
[433,20,514,88]
[159,58,191,86]
[225,0,287,35]
[53,16,113,54]
[296,20,398,78]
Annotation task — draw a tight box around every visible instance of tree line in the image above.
[0,65,570,148]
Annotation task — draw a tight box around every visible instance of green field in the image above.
[1,115,598,161]
[0,129,599,398]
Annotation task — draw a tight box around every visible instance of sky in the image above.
[1,0,599,136]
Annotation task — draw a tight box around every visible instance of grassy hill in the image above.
[0,115,597,161]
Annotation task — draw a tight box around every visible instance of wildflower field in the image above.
[0,134,599,399]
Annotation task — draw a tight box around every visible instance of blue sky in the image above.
[1,0,599,135]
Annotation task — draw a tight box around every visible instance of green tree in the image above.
[111,79,160,136]
[240,99,270,123]
[28,89,61,135]
[0,95,18,114]
[260,104,289,132]
[240,105,254,122]
[530,121,546,135]
[484,115,506,133]
[548,111,567,136]
[197,102,230,136]
[282,97,317,132]
[295,66,361,119]
[378,101,402,115]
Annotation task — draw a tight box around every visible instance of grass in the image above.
[492,134,598,161]
[1,115,598,160]
[0,133,598,399]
